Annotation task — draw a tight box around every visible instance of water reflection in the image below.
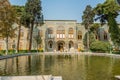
[0,54,120,80]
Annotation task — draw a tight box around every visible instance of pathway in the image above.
[0,75,62,80]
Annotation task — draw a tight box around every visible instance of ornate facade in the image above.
[0,20,113,52]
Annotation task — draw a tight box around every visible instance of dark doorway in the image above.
[58,43,64,51]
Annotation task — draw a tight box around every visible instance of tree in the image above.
[33,28,42,52]
[23,0,43,52]
[0,0,17,55]
[13,5,25,53]
[82,5,95,50]
[83,32,96,47]
[94,0,120,47]
[90,23,100,40]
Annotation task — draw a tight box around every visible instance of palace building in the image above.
[0,20,113,52]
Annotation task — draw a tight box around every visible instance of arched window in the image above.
[78,31,82,40]
[50,43,52,48]
[69,41,74,49]
[57,26,65,39]
[104,31,108,40]
[48,41,53,48]
[48,28,53,38]
[68,28,74,38]
[48,28,53,34]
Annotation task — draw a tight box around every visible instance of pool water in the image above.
[0,54,120,80]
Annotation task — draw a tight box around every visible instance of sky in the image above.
[9,0,120,23]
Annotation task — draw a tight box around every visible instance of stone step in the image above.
[0,75,62,80]
[115,76,120,80]
[52,76,62,80]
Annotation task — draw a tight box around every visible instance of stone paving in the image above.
[0,75,62,80]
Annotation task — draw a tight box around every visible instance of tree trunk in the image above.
[5,36,8,55]
[17,25,21,53]
[87,29,90,51]
[37,42,38,53]
[29,22,34,52]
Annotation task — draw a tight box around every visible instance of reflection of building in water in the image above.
[0,20,114,52]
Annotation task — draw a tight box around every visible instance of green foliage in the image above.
[94,0,120,46]
[18,50,28,53]
[83,32,96,47]
[33,27,42,43]
[0,50,16,55]
[0,1,17,55]
[12,5,25,17]
[23,0,43,27]
[39,49,43,52]
[82,5,95,49]
[90,23,100,40]
[82,5,95,29]
[0,5,17,38]
[23,0,43,52]
[90,40,110,53]
[0,50,5,56]
[90,23,100,33]
[108,13,120,46]
[112,51,120,54]
[0,49,44,56]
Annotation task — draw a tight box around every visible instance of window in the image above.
[57,26,65,39]
[104,31,108,40]
[50,43,52,48]
[96,35,98,39]
[69,28,74,34]
[68,28,74,38]
[78,31,82,40]
[48,28,53,38]
[69,41,74,49]
[48,41,53,48]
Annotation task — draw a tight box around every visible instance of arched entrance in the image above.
[69,41,74,49]
[57,41,65,51]
[47,41,54,52]
[48,41,53,48]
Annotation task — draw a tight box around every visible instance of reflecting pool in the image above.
[0,54,120,80]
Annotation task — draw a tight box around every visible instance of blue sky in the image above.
[9,0,120,23]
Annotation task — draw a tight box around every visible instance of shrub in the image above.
[112,51,120,54]
[90,40,110,53]
[78,48,84,52]
[19,50,28,53]
[83,32,96,47]
[39,48,44,52]
[31,50,37,52]
[0,50,5,55]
